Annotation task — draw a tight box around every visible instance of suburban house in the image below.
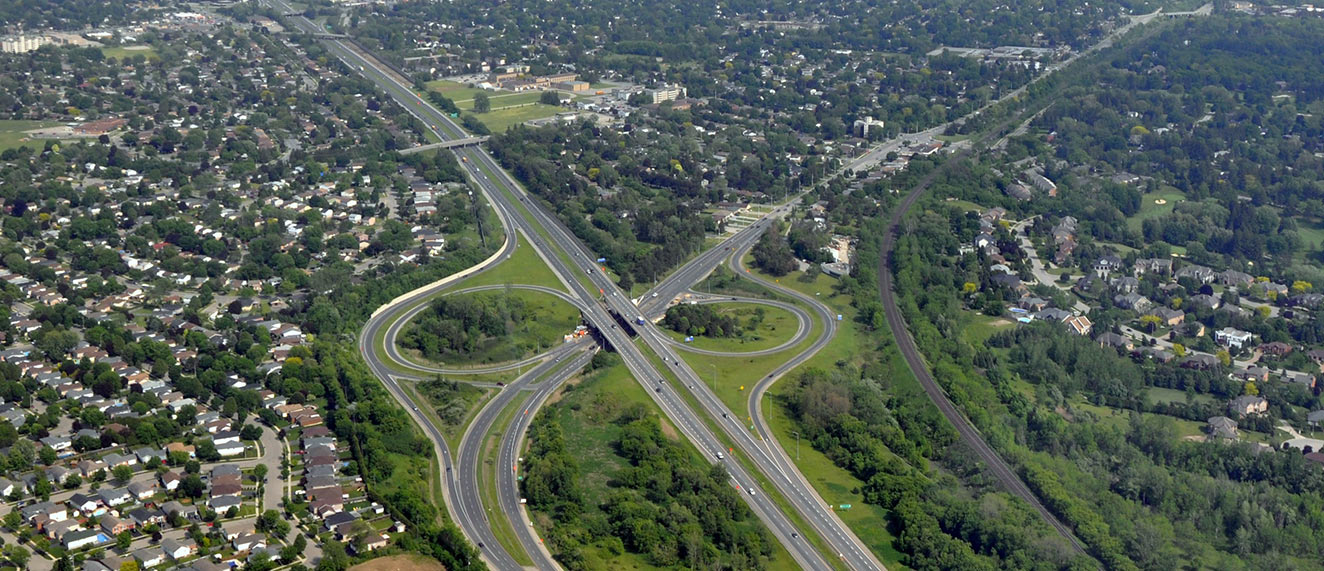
[1215,327,1254,350]
[1064,314,1092,336]
[1228,395,1269,416]
[1207,416,1239,440]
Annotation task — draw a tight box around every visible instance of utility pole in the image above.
[709,363,717,392]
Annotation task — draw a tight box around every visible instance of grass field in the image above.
[400,288,581,367]
[661,302,801,353]
[736,261,913,568]
[1146,386,1214,406]
[1127,186,1186,231]
[463,104,563,133]
[348,554,447,571]
[101,45,159,61]
[456,91,545,109]
[425,79,486,102]
[962,314,1015,346]
[0,120,61,151]
[456,232,566,292]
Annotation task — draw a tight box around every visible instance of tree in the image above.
[473,92,491,113]
[1244,381,1259,396]
[1172,343,1186,357]
[253,463,268,483]
[1293,280,1313,295]
[1216,350,1232,367]
[540,90,561,105]
[751,226,796,276]
[2,510,19,529]
[1139,315,1163,333]
[38,446,57,466]
[116,530,132,550]
[112,464,133,484]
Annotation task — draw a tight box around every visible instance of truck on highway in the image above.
[636,315,646,325]
[461,156,468,162]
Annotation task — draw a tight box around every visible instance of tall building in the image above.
[853,116,884,138]
[646,85,686,104]
[1,35,50,54]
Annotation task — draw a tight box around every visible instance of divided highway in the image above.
[269,2,878,567]
[454,345,593,571]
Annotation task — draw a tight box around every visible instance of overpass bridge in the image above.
[398,136,489,154]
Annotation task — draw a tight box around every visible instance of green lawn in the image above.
[101,45,159,61]
[425,79,487,102]
[455,232,566,292]
[0,120,61,151]
[1127,186,1185,231]
[399,288,582,367]
[661,302,801,353]
[456,91,545,109]
[1146,386,1214,406]
[464,104,564,133]
[961,314,1015,346]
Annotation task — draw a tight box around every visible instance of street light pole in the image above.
[791,431,800,461]
[709,363,717,392]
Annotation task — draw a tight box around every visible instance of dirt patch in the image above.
[1154,198,1167,205]
[349,554,447,571]
[1181,435,1207,443]
[544,376,583,406]
[658,415,680,441]
[989,318,1012,327]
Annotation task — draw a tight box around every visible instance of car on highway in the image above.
[716,451,724,459]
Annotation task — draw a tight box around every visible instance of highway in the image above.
[467,145,883,570]
[264,3,853,567]
[497,349,597,571]
[454,344,593,571]
[455,146,840,569]
[270,2,878,567]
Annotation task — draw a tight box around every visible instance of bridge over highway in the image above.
[398,136,490,154]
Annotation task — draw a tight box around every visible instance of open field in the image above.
[463,104,563,133]
[456,91,545,109]
[101,45,159,61]
[0,120,62,151]
[1127,186,1186,231]
[425,79,486,102]
[454,233,566,291]
[348,554,447,571]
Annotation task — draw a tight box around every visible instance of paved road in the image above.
[454,345,592,571]
[497,350,597,571]
[272,5,876,563]
[457,147,844,569]
[1011,217,1091,314]
[274,13,837,567]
